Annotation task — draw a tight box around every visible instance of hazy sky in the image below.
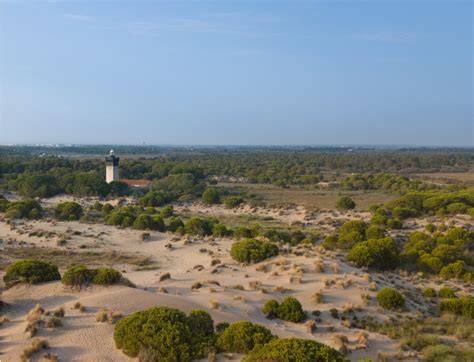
[1,1,472,146]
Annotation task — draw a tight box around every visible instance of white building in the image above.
[105,149,119,183]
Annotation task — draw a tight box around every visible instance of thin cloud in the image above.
[127,13,280,38]
[352,32,414,43]
[63,13,95,22]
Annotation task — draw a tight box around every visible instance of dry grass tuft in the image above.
[369,281,378,291]
[26,304,44,324]
[314,259,325,273]
[0,315,10,326]
[248,281,261,290]
[73,302,87,312]
[45,316,62,328]
[305,320,316,333]
[191,282,203,290]
[159,272,171,282]
[357,331,369,349]
[158,286,168,294]
[312,290,324,304]
[95,308,122,324]
[273,285,287,293]
[289,275,302,284]
[331,263,340,274]
[20,338,49,362]
[233,295,246,302]
[209,299,219,310]
[52,307,65,318]
[331,334,349,355]
[43,352,59,361]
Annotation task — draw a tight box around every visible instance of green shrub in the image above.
[187,310,216,358]
[212,223,231,237]
[139,191,166,207]
[440,297,474,318]
[167,217,185,232]
[421,344,459,362]
[439,261,466,279]
[3,259,60,286]
[230,238,279,263]
[202,188,220,205]
[262,299,280,319]
[336,196,356,210]
[61,265,96,286]
[55,201,83,221]
[277,297,306,323]
[185,217,214,236]
[438,287,456,299]
[4,199,42,219]
[224,196,244,209]
[216,321,275,354]
[243,337,346,362]
[347,237,399,270]
[93,268,122,285]
[114,307,212,361]
[422,288,437,298]
[376,288,405,310]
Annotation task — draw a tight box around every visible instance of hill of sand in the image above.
[2,212,460,361]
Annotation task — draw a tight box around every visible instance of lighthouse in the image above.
[105,149,119,183]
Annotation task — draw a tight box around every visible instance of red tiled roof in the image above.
[121,179,151,187]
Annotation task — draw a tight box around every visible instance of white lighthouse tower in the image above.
[105,149,119,183]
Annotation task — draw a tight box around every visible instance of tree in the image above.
[140,191,166,207]
[336,196,356,210]
[17,174,62,198]
[55,201,83,221]
[109,181,130,196]
[347,237,399,270]
[202,188,220,205]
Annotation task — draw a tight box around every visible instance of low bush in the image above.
[376,288,405,310]
[216,321,275,354]
[261,297,305,323]
[114,307,215,361]
[336,196,356,210]
[61,265,96,286]
[243,337,346,362]
[3,259,60,286]
[277,297,306,323]
[4,198,42,219]
[438,287,456,299]
[440,297,474,318]
[224,196,244,209]
[230,238,279,263]
[422,288,437,298]
[262,299,280,319]
[62,266,124,286]
[93,268,122,285]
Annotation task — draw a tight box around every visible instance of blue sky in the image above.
[1,1,472,146]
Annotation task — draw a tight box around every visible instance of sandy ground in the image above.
[1,216,437,362]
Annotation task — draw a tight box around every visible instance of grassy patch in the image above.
[1,246,154,270]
